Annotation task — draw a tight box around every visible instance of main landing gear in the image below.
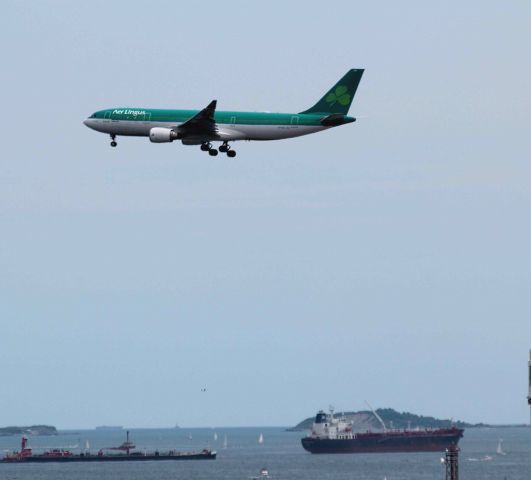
[203,142,236,157]
[201,142,218,156]
[220,142,237,157]
[110,134,117,147]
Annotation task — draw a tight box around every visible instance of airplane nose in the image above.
[83,119,95,130]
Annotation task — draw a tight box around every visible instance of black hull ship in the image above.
[2,432,216,463]
[301,409,464,454]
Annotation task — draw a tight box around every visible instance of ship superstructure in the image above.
[308,409,355,440]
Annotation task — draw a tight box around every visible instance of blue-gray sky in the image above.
[1,1,530,428]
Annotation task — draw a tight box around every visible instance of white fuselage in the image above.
[83,118,328,142]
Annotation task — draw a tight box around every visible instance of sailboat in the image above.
[496,439,506,456]
[85,440,90,451]
[213,432,218,441]
[223,435,228,449]
[258,433,264,444]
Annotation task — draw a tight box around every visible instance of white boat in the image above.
[258,433,264,444]
[251,467,269,479]
[223,435,228,449]
[496,439,506,456]
[214,432,218,441]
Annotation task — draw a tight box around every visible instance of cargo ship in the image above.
[2,431,216,463]
[301,409,464,454]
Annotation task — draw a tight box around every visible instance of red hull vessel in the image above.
[301,410,464,454]
[2,433,216,463]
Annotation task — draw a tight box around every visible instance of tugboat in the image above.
[301,408,464,454]
[2,432,216,463]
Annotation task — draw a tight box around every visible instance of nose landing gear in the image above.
[110,134,117,147]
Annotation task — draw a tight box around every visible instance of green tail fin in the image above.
[300,69,364,115]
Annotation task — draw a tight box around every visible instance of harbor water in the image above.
[0,426,529,480]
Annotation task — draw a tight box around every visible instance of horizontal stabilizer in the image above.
[320,114,356,126]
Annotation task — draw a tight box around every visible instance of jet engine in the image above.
[149,127,179,143]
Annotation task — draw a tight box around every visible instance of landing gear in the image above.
[199,142,236,157]
[220,142,237,157]
[200,142,218,156]
[110,134,117,147]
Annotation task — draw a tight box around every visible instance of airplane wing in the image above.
[178,100,218,138]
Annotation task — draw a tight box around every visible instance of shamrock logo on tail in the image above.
[326,85,351,107]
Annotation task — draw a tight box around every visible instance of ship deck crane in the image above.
[365,401,387,432]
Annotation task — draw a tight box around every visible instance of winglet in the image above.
[177,100,218,137]
[205,100,217,117]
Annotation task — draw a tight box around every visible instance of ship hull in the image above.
[301,429,463,454]
[2,452,216,463]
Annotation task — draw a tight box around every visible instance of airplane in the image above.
[83,69,364,157]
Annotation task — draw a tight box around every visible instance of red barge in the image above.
[2,432,216,463]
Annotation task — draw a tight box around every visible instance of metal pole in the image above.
[528,349,531,424]
[444,445,459,480]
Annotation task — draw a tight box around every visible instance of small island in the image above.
[0,425,58,436]
[287,408,481,431]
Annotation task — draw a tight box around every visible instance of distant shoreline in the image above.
[0,425,57,437]
[285,408,530,432]
[2,423,528,436]
[287,424,530,432]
